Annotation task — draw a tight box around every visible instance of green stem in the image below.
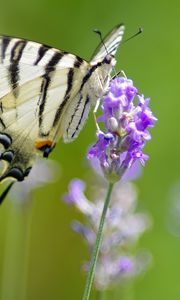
[82,182,114,300]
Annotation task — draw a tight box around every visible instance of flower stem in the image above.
[82,182,114,300]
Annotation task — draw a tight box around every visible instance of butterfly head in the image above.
[103,54,116,66]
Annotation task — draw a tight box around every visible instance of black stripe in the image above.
[80,62,102,91]
[1,37,10,62]
[52,68,74,127]
[0,118,6,129]
[108,41,120,54]
[66,94,83,135]
[74,56,83,68]
[0,102,3,113]
[9,40,27,97]
[34,44,50,65]
[39,131,50,137]
[65,68,74,95]
[38,51,64,131]
[53,59,101,128]
[38,74,51,127]
[71,95,89,138]
[46,51,64,69]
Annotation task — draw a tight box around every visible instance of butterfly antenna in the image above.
[123,27,143,44]
[93,29,109,55]
[93,29,118,76]
[0,181,14,205]
[112,27,143,79]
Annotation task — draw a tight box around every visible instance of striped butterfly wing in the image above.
[91,23,125,63]
[63,23,125,142]
[0,23,125,182]
[0,37,89,181]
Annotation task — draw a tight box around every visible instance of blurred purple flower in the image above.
[88,77,157,182]
[64,179,94,215]
[64,178,151,289]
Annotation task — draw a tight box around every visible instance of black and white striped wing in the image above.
[91,23,125,63]
[0,36,88,137]
[0,37,80,97]
[0,37,89,181]
[63,24,126,143]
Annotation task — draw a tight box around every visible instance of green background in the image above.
[0,0,179,299]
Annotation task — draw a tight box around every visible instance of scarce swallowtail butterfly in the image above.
[0,23,125,184]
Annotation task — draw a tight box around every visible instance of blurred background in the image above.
[0,0,179,299]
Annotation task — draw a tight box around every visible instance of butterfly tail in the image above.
[0,181,14,204]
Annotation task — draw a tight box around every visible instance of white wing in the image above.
[0,36,88,135]
[62,92,91,143]
[0,36,89,181]
[0,37,82,97]
[91,23,125,63]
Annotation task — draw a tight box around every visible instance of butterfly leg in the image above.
[120,70,127,78]
[111,70,127,80]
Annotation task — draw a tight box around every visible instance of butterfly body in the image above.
[0,24,125,182]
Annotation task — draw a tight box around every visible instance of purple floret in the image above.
[88,77,157,182]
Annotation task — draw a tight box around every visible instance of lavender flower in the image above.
[88,77,157,182]
[64,178,151,290]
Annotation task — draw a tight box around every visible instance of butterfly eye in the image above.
[104,55,112,64]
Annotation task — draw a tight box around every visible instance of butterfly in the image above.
[0,23,125,184]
